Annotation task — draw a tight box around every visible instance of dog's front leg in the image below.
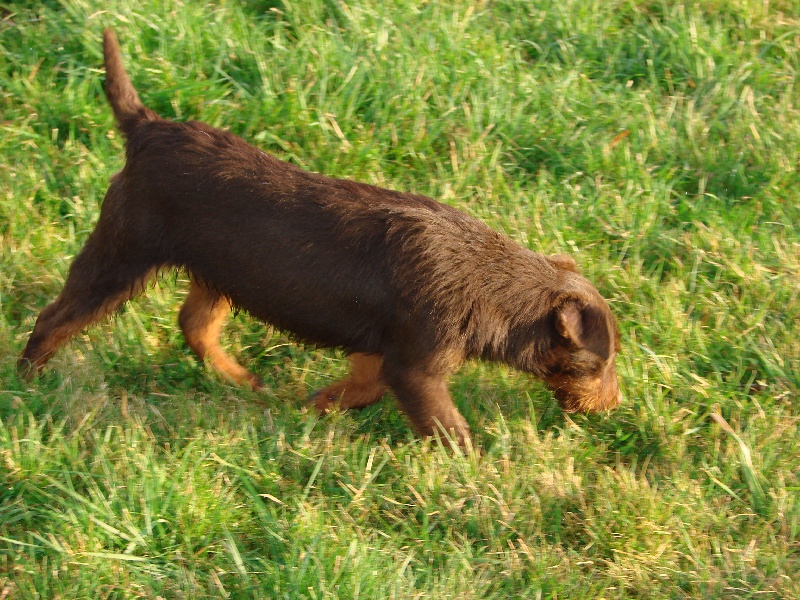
[311,353,388,413]
[381,360,471,449]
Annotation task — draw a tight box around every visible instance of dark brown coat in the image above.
[19,30,621,446]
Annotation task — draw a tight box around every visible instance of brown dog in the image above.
[18,30,621,446]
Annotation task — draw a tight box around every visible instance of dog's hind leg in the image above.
[18,223,158,377]
[179,279,261,389]
[311,353,388,413]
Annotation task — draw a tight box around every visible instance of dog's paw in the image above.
[308,389,338,414]
[246,373,263,391]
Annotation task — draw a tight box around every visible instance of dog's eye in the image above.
[545,362,578,377]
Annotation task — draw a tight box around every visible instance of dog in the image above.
[18,29,621,447]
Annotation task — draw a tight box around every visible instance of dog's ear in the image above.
[555,301,612,359]
[547,254,579,273]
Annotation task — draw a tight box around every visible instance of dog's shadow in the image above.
[11,304,654,461]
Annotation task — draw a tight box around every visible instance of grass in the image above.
[1,0,799,597]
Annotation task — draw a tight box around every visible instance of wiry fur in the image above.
[18,30,622,447]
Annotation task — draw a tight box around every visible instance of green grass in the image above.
[2,0,799,597]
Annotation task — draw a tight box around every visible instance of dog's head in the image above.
[540,287,621,413]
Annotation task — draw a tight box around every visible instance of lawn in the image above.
[1,0,799,597]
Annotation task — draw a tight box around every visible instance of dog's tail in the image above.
[103,29,159,137]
